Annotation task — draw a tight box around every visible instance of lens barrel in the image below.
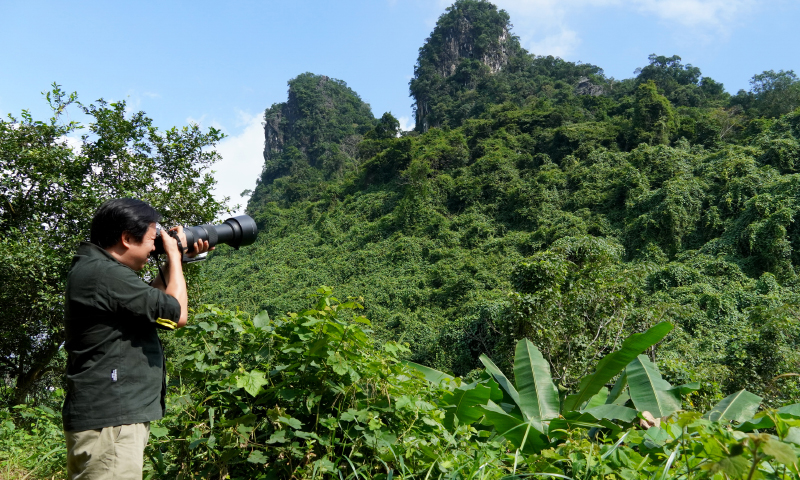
[153,215,258,255]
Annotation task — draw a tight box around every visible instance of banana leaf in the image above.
[479,401,549,454]
[704,389,762,423]
[441,382,492,429]
[480,354,521,412]
[514,339,560,432]
[403,361,453,386]
[737,403,800,431]
[626,354,681,418]
[563,322,673,412]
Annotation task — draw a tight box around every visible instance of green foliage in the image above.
[204,39,800,405]
[735,70,800,118]
[0,399,66,479]
[632,81,677,146]
[151,288,459,478]
[6,292,800,479]
[11,1,800,477]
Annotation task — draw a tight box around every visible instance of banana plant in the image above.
[409,321,676,453]
[408,319,799,459]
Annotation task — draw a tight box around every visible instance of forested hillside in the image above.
[199,0,800,409]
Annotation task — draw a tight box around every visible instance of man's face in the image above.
[125,223,157,271]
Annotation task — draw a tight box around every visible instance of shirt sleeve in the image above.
[102,264,182,327]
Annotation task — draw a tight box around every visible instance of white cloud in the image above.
[526,28,581,59]
[58,134,83,153]
[398,115,415,132]
[488,0,757,57]
[633,0,755,29]
[206,111,265,217]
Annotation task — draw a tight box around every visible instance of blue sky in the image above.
[1,0,798,214]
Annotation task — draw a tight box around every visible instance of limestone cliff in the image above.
[410,0,521,131]
[259,73,375,186]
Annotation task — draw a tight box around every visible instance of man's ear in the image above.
[120,231,135,250]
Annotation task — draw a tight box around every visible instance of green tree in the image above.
[632,80,676,145]
[749,70,800,118]
[365,112,401,140]
[0,85,228,406]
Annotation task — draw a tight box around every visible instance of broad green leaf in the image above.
[513,339,560,432]
[606,372,628,405]
[585,404,638,422]
[563,322,673,412]
[672,382,701,395]
[584,387,609,411]
[762,437,798,465]
[548,411,619,439]
[267,430,287,444]
[197,321,217,332]
[704,455,750,478]
[479,401,549,454]
[643,426,669,447]
[277,415,304,429]
[738,403,800,432]
[404,361,454,386]
[778,403,800,417]
[149,424,169,438]
[253,310,271,330]
[480,354,521,410]
[784,427,800,445]
[247,450,268,464]
[235,370,268,397]
[482,374,505,402]
[704,390,762,423]
[441,382,492,429]
[626,355,681,418]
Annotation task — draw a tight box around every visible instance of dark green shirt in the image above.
[62,241,181,432]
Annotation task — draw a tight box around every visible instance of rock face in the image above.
[433,15,511,79]
[263,75,333,166]
[575,77,604,96]
[410,0,520,131]
[258,73,375,187]
[263,108,284,165]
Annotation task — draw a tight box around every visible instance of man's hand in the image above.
[170,226,215,259]
[161,226,183,264]
[159,226,188,327]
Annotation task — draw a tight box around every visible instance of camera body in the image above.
[153,215,258,257]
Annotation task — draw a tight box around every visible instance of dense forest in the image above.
[4,0,800,478]
[202,1,800,406]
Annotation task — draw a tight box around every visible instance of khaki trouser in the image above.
[65,422,150,480]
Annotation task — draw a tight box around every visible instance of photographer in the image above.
[62,198,211,480]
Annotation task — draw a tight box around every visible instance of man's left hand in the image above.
[170,226,215,259]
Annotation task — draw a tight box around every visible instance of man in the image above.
[62,198,211,479]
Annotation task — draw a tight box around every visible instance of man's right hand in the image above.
[160,227,184,264]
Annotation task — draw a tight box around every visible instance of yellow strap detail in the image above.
[156,317,178,330]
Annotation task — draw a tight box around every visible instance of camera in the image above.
[153,215,258,259]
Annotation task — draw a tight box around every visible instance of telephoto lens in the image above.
[153,215,258,257]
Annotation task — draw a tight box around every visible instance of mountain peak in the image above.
[410,0,522,131]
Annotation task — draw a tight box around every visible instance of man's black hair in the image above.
[90,198,162,249]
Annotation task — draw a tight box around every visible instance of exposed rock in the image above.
[576,76,604,96]
[410,1,519,131]
[263,109,284,164]
[258,73,374,186]
[435,16,511,79]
